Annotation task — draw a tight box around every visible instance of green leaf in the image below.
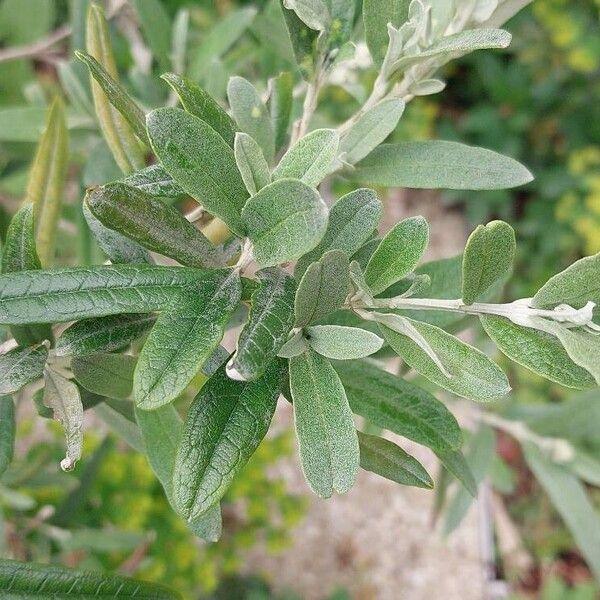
[358,431,433,489]
[72,353,137,400]
[86,3,144,174]
[295,189,383,277]
[0,265,213,325]
[234,132,272,195]
[277,330,310,358]
[306,325,383,359]
[58,58,94,117]
[94,402,145,452]
[25,97,69,267]
[462,221,515,305]
[0,397,15,477]
[290,349,359,497]
[280,1,319,80]
[75,50,148,146]
[135,270,241,410]
[283,0,329,31]
[161,73,237,147]
[363,0,410,66]
[480,315,596,389]
[524,443,600,582]
[1,205,53,346]
[228,76,275,164]
[0,558,180,598]
[173,360,284,520]
[121,164,184,199]
[0,343,48,395]
[268,72,294,151]
[340,99,405,164]
[132,0,172,71]
[532,252,600,310]
[43,367,84,471]
[242,178,328,268]
[435,448,477,498]
[273,129,339,187]
[227,268,296,381]
[381,317,511,402]
[365,216,429,295]
[146,107,248,236]
[335,359,462,453]
[294,250,350,327]
[352,141,534,191]
[56,314,156,357]
[86,183,223,268]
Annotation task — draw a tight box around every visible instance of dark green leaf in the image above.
[0,343,48,395]
[0,396,15,476]
[280,1,319,80]
[72,353,137,400]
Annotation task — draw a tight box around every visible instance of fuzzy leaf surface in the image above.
[0,344,48,395]
[234,132,271,195]
[306,325,383,359]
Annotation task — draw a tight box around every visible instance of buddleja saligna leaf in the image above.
[0,343,48,395]
[135,269,242,410]
[86,3,144,174]
[24,97,69,267]
[72,353,137,400]
[0,558,181,598]
[0,397,15,477]
[0,265,213,325]
[289,349,359,497]
[435,448,477,498]
[86,183,224,268]
[56,313,156,357]
[161,73,237,147]
[234,132,271,195]
[365,216,429,295]
[334,359,462,453]
[294,250,350,327]
[75,50,149,146]
[363,0,410,66]
[121,164,184,199]
[480,315,596,390]
[295,188,383,277]
[227,267,296,381]
[462,220,515,305]
[358,431,433,489]
[43,366,83,471]
[268,72,293,152]
[173,360,285,521]
[272,129,339,188]
[241,179,328,267]
[305,325,384,359]
[280,1,319,80]
[146,107,248,236]
[1,205,53,346]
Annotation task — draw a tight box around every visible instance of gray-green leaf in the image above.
[0,397,15,476]
[363,0,410,66]
[306,325,383,359]
[0,343,48,395]
[234,132,271,195]
[121,164,184,199]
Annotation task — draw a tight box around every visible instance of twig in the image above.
[0,25,71,64]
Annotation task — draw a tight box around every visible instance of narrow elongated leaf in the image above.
[173,360,284,520]
[86,183,223,268]
[135,270,241,409]
[358,431,433,489]
[340,99,405,164]
[295,189,382,277]
[234,132,271,195]
[268,72,293,151]
[161,73,237,146]
[381,318,511,402]
[480,315,596,389]
[532,252,600,310]
[121,164,184,199]
[290,349,359,497]
[242,178,328,267]
[43,367,83,471]
[25,97,69,267]
[273,129,339,187]
[132,0,171,71]
[436,448,477,497]
[0,397,15,476]
[56,314,156,357]
[295,250,350,327]
[147,107,248,236]
[335,359,462,453]
[228,76,275,164]
[0,343,48,395]
[227,268,296,381]
[86,4,144,173]
[0,558,180,598]
[75,50,148,145]
[306,325,383,359]
[0,265,212,325]
[365,216,429,295]
[363,0,410,66]
[353,141,534,190]
[72,353,137,400]
[462,221,515,304]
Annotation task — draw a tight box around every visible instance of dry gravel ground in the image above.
[242,192,482,599]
